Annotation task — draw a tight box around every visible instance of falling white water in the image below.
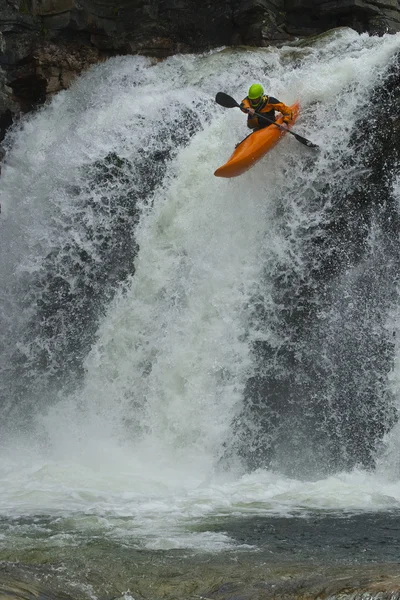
[1,28,400,551]
[376,175,400,480]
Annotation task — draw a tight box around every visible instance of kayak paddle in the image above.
[215,92,319,149]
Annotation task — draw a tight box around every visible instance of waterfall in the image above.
[1,30,400,546]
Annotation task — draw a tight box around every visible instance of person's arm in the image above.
[268,97,293,124]
[240,98,253,114]
[239,97,257,128]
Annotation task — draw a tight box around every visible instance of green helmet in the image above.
[248,83,264,99]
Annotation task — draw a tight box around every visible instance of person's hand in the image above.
[247,108,256,116]
[282,121,289,129]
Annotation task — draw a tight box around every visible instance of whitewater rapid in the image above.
[1,28,400,551]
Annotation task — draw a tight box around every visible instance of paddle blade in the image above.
[291,131,319,148]
[215,92,240,109]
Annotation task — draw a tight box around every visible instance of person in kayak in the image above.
[240,83,293,131]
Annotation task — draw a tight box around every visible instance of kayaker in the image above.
[240,84,293,131]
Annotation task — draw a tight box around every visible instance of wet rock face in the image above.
[1,0,400,140]
[285,0,400,37]
[0,0,106,140]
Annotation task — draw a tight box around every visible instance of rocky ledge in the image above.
[1,0,400,142]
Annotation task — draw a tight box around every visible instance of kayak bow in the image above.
[214,102,300,178]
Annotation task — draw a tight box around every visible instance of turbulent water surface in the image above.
[2,27,400,599]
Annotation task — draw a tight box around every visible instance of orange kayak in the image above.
[214,102,300,178]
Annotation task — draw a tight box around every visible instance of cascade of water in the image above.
[0,31,400,532]
[232,47,400,477]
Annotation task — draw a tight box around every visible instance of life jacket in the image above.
[240,95,293,130]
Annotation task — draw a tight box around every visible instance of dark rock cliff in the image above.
[1,0,400,142]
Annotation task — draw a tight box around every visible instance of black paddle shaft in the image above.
[215,92,318,149]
